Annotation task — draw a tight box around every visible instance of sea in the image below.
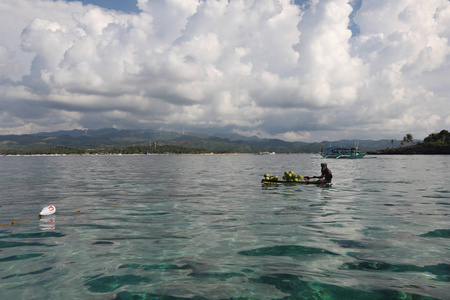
[0,154,448,300]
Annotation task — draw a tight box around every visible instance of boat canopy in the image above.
[324,147,357,151]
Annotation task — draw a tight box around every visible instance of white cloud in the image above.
[295,0,363,107]
[0,0,448,142]
[347,0,450,139]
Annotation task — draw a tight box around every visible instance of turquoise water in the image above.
[0,154,448,299]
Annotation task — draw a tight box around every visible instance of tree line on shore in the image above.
[0,144,215,156]
[1,129,448,155]
[370,130,450,155]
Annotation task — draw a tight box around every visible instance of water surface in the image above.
[0,154,448,299]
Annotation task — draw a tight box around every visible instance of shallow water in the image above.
[0,154,448,299]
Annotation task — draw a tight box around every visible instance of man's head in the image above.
[321,163,327,169]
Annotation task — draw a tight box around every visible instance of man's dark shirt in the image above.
[321,168,332,182]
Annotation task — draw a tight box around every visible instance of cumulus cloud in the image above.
[0,0,449,141]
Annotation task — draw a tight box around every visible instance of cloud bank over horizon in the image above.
[0,0,449,142]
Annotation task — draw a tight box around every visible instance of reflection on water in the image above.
[0,154,448,299]
[39,216,56,231]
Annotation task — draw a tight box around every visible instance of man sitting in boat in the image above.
[305,163,332,184]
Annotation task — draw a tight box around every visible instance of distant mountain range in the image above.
[0,128,406,153]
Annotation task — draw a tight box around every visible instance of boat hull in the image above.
[321,153,366,159]
[261,180,332,187]
[320,147,366,159]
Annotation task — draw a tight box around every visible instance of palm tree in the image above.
[403,133,414,145]
[406,133,414,145]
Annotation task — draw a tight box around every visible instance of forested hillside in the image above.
[0,128,411,155]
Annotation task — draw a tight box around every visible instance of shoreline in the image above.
[368,145,450,155]
[0,152,262,157]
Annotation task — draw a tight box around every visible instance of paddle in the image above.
[304,176,316,180]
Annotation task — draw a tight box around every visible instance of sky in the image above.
[0,0,449,142]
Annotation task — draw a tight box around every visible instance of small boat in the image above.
[261,179,332,187]
[259,151,276,155]
[320,147,366,159]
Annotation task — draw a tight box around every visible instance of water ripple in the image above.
[238,245,339,257]
[419,229,450,238]
[85,274,151,293]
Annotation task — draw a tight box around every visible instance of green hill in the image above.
[369,130,450,155]
[0,128,426,155]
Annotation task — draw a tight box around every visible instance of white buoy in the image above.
[39,205,56,216]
